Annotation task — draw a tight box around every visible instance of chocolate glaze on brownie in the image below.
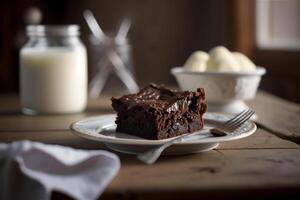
[111,83,207,140]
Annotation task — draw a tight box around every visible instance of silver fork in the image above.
[137,109,255,164]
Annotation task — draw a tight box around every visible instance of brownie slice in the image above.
[111,83,207,140]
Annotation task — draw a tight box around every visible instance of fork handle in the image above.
[157,129,210,150]
[138,129,211,164]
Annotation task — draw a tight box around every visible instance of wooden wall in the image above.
[1,0,300,103]
[0,0,231,91]
[229,0,300,103]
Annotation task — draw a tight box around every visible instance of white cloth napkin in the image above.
[0,140,120,200]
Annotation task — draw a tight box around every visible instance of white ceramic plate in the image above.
[71,113,256,155]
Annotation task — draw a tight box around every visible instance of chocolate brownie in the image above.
[111,83,207,140]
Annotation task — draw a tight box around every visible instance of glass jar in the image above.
[89,34,137,97]
[20,25,87,115]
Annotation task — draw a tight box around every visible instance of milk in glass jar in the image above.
[20,25,87,115]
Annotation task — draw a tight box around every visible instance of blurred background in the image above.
[1,0,300,102]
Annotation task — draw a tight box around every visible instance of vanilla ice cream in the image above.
[183,46,256,72]
[206,46,240,72]
[183,51,209,72]
[233,52,256,71]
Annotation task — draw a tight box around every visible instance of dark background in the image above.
[1,0,300,102]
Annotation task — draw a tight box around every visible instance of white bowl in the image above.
[171,66,266,114]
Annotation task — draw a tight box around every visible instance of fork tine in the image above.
[216,109,251,133]
[213,109,254,135]
[234,110,255,127]
[223,109,249,126]
[225,109,251,127]
[228,110,255,131]
[227,110,253,128]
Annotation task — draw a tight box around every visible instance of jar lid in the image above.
[26,25,80,37]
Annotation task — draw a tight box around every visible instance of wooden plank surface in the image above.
[2,130,298,199]
[0,95,113,131]
[248,91,300,143]
[0,128,298,150]
[109,149,300,191]
[1,91,299,142]
[0,92,299,199]
[104,149,300,199]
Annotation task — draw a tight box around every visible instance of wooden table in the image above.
[1,92,300,200]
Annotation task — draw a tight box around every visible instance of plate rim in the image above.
[70,113,257,146]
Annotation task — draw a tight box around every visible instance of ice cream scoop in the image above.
[206,46,240,72]
[233,52,256,71]
[183,46,256,73]
[183,51,209,72]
